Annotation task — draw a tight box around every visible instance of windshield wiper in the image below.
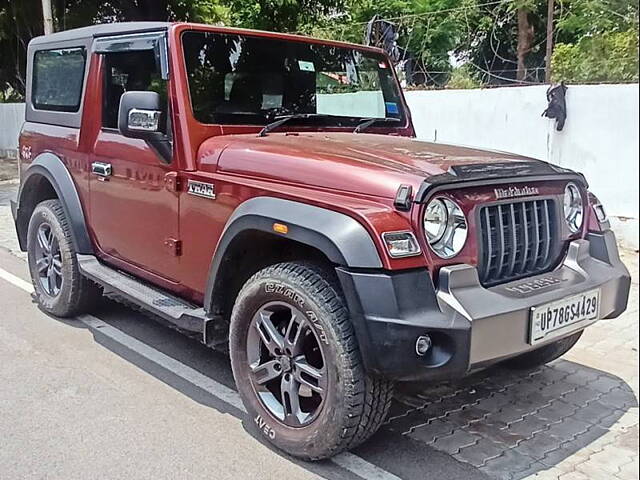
[258,113,337,137]
[353,117,401,134]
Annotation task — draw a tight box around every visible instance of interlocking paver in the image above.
[405,418,455,443]
[617,457,639,480]
[511,461,553,480]
[507,416,552,437]
[574,460,622,480]
[513,431,560,459]
[431,429,481,455]
[587,374,627,394]
[455,439,506,467]
[599,386,638,410]
[559,386,605,407]
[557,470,590,480]
[545,417,592,440]
[570,399,621,424]
[535,400,578,422]
[481,448,538,480]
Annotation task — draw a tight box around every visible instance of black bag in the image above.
[542,83,568,131]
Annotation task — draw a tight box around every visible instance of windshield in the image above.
[182,31,406,127]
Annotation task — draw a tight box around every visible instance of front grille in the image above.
[478,199,560,286]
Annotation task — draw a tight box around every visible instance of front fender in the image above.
[203,197,382,310]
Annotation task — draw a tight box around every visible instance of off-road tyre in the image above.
[229,262,394,460]
[504,330,583,370]
[27,199,101,317]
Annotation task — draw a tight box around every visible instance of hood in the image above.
[202,132,540,199]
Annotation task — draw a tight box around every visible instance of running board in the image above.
[77,255,225,348]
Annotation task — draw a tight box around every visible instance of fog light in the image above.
[415,335,432,356]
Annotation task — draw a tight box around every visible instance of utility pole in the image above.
[545,0,555,83]
[41,0,54,35]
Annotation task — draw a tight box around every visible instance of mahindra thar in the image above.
[12,22,630,459]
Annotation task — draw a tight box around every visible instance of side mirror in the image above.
[118,91,162,138]
[118,91,172,163]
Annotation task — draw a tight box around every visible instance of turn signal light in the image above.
[273,223,289,234]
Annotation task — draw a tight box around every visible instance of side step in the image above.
[77,255,224,347]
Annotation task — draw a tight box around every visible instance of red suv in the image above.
[12,22,630,459]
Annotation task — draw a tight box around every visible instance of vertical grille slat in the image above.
[482,208,494,282]
[507,204,518,277]
[496,205,506,276]
[479,198,560,286]
[520,202,529,273]
[531,201,541,271]
[541,199,552,266]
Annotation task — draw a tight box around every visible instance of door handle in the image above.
[91,162,112,178]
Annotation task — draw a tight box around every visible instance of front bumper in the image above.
[337,230,630,382]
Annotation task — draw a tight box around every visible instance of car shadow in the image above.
[386,360,638,480]
[55,298,637,480]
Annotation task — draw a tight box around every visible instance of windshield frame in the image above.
[178,28,411,132]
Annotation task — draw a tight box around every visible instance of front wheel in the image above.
[229,262,393,460]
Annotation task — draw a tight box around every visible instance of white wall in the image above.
[0,103,25,157]
[317,91,385,118]
[405,84,639,221]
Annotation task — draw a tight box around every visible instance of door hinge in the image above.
[164,172,181,192]
[164,238,182,256]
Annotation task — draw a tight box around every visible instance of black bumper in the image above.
[336,230,631,382]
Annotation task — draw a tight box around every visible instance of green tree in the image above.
[552,30,639,83]
[0,0,230,99]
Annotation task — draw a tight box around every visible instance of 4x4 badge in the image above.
[187,180,216,199]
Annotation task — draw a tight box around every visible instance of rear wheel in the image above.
[504,330,583,370]
[229,262,393,460]
[27,199,101,317]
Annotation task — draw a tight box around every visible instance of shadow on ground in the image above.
[58,298,637,480]
[387,360,637,480]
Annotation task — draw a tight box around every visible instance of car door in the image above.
[89,33,181,282]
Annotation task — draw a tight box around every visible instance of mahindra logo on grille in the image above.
[494,185,540,199]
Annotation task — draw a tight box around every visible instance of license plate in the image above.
[530,289,600,344]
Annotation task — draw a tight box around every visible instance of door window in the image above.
[102,50,167,130]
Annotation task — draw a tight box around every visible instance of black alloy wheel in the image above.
[33,222,63,297]
[247,301,327,427]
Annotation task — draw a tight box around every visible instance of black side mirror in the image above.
[118,91,172,163]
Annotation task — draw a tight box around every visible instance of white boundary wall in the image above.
[405,84,639,223]
[0,103,24,157]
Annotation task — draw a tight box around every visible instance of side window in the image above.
[102,50,167,130]
[32,47,86,112]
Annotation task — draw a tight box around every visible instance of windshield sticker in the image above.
[298,60,315,72]
[385,102,399,114]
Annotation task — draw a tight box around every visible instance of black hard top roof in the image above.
[29,22,169,46]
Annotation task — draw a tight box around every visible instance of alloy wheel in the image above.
[247,301,327,427]
[34,222,63,297]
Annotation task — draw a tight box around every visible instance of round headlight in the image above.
[423,198,468,259]
[564,183,584,233]
[424,199,448,243]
